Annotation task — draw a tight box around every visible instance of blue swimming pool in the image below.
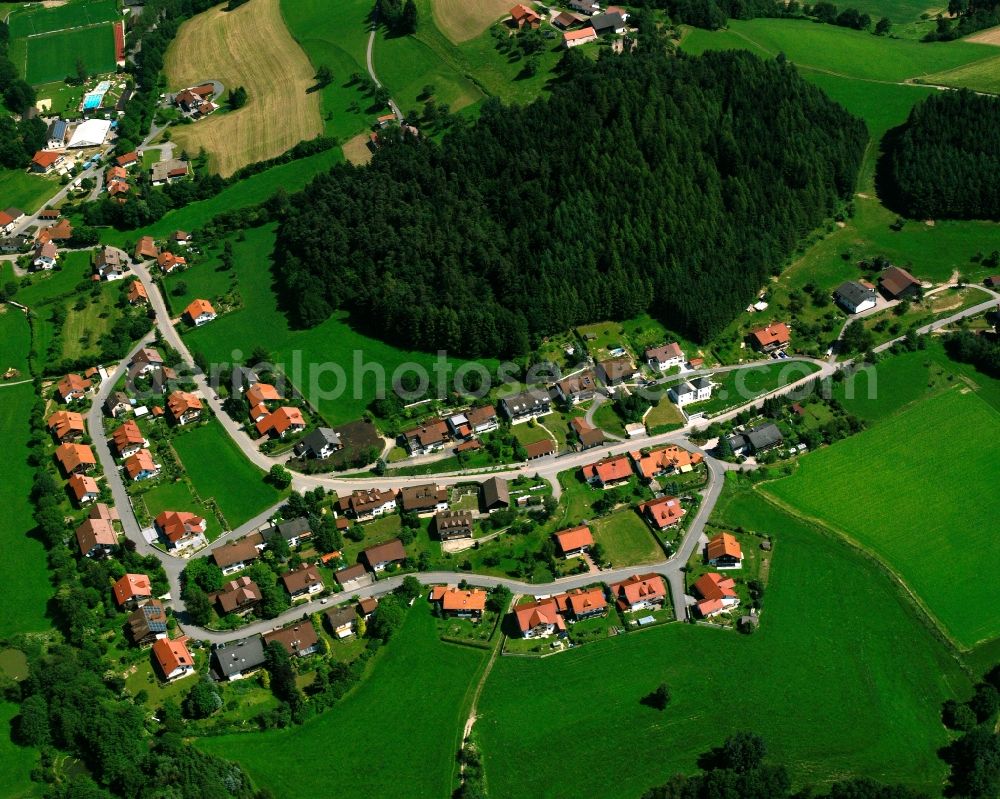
[82,81,113,110]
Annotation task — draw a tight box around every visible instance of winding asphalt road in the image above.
[83,258,998,645]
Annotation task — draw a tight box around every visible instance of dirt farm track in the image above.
[163,0,322,176]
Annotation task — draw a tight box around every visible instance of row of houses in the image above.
[580,443,704,489]
[243,381,307,439]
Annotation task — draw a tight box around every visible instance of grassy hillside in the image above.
[766,386,1000,649]
[477,484,968,797]
[923,52,1000,93]
[197,604,486,798]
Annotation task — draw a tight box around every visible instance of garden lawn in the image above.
[197,603,486,799]
[0,383,51,636]
[590,509,661,566]
[682,361,821,416]
[170,418,286,530]
[0,169,59,214]
[0,701,38,799]
[24,24,117,85]
[60,281,123,360]
[645,397,684,432]
[180,225,496,425]
[477,487,969,797]
[14,250,91,306]
[99,148,343,248]
[766,386,1000,648]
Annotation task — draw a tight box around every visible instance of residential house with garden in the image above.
[152,637,195,682]
[581,455,632,488]
[154,510,207,551]
[337,488,397,521]
[646,342,685,371]
[210,636,267,682]
[435,509,474,541]
[76,517,118,558]
[214,576,261,616]
[706,532,743,569]
[553,525,594,558]
[166,390,203,425]
[281,564,325,600]
[637,496,686,530]
[749,322,790,353]
[430,585,488,619]
[127,601,168,646]
[610,574,667,613]
[361,539,407,572]
[692,572,740,618]
[68,474,99,505]
[263,622,319,658]
[211,533,264,575]
[112,573,152,609]
[47,410,85,442]
[499,388,552,423]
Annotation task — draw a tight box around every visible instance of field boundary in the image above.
[753,482,975,669]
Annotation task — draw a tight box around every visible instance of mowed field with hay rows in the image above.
[432,0,511,43]
[766,386,1000,649]
[164,0,323,176]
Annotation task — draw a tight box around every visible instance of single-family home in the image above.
[56,373,92,403]
[669,377,712,407]
[569,0,600,13]
[706,532,743,569]
[324,606,357,638]
[513,598,566,638]
[499,389,552,423]
[31,150,64,174]
[127,280,149,306]
[555,369,598,404]
[264,622,319,657]
[638,496,686,530]
[402,418,450,455]
[357,596,379,620]
[157,251,187,273]
[245,382,281,406]
[150,158,189,186]
[76,517,117,558]
[266,517,312,548]
[509,3,541,27]
[112,419,146,457]
[214,576,261,616]
[104,391,131,418]
[152,637,195,682]
[134,236,159,261]
[68,473,100,505]
[337,488,398,521]
[435,509,474,540]
[281,564,325,600]
[590,10,626,34]
[465,405,499,434]
[745,423,783,454]
[749,322,790,353]
[878,266,921,301]
[295,426,342,459]
[581,454,633,488]
[646,342,685,371]
[37,218,72,243]
[166,390,202,425]
[155,510,207,550]
[610,573,667,613]
[184,298,216,326]
[124,449,160,481]
[562,587,607,620]
[630,445,703,480]
[0,211,15,237]
[170,230,192,246]
[129,347,165,379]
[834,280,878,314]
[32,240,58,270]
[93,246,127,281]
[113,573,153,608]
[47,409,85,442]
[571,417,605,449]
[55,442,96,475]
[256,406,305,439]
[479,476,510,513]
[211,533,264,575]
[335,563,373,592]
[553,525,593,558]
[3,207,24,227]
[115,151,139,168]
[692,572,740,618]
[127,600,168,646]
[597,356,639,386]
[361,538,407,572]
[45,119,68,149]
[211,636,267,681]
[430,585,488,619]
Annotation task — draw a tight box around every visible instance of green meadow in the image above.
[197,603,486,798]
[0,170,60,215]
[98,147,344,248]
[176,225,496,425]
[477,483,968,797]
[0,383,51,637]
[0,701,38,799]
[0,307,31,378]
[170,418,286,530]
[923,52,1000,94]
[767,387,1000,648]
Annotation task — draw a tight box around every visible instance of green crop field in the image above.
[178,225,496,425]
[477,485,969,797]
[98,148,344,248]
[197,603,486,798]
[170,418,286,530]
[0,383,51,638]
[0,307,31,378]
[23,24,117,85]
[767,387,1000,648]
[0,169,60,214]
[590,509,662,566]
[7,0,119,38]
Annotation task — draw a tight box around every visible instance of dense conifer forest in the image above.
[275,49,866,358]
[888,91,1000,220]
